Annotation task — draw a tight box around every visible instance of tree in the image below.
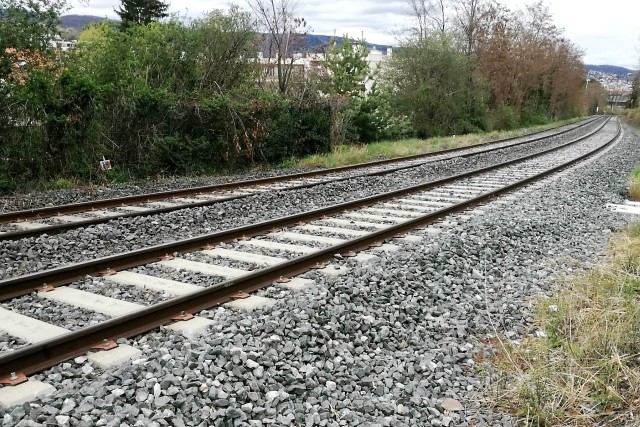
[322,36,372,143]
[324,37,369,96]
[114,0,169,29]
[406,0,448,42]
[189,8,258,92]
[0,0,66,53]
[385,33,485,137]
[246,0,306,94]
[585,79,607,115]
[631,61,640,108]
[450,0,492,56]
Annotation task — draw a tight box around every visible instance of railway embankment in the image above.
[0,119,637,425]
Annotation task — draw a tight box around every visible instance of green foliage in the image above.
[115,0,168,29]
[0,64,104,184]
[521,109,551,127]
[144,93,331,175]
[63,11,294,176]
[52,177,73,189]
[0,0,110,187]
[0,0,67,53]
[323,38,410,144]
[355,83,414,142]
[324,37,369,97]
[489,104,518,130]
[103,168,132,184]
[384,33,487,138]
[151,135,216,175]
[0,175,17,193]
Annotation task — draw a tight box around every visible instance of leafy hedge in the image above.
[0,14,331,190]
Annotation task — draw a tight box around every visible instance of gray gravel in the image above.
[0,118,593,215]
[70,276,168,306]
[0,118,635,426]
[0,119,607,280]
[2,294,109,331]
[0,333,27,356]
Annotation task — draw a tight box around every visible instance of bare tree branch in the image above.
[246,0,306,94]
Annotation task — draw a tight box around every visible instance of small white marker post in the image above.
[99,157,112,171]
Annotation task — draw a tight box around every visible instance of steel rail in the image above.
[0,117,598,225]
[0,117,603,241]
[0,119,620,378]
[0,117,611,302]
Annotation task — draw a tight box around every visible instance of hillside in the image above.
[302,34,390,52]
[58,15,391,52]
[60,14,111,29]
[586,64,635,76]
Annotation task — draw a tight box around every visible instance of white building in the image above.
[258,46,393,93]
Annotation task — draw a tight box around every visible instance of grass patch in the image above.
[622,108,640,128]
[629,167,640,201]
[293,119,580,169]
[51,177,75,190]
[488,224,640,426]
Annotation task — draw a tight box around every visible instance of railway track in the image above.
[0,117,620,383]
[0,117,601,241]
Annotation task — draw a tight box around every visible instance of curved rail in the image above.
[0,118,618,378]
[0,117,602,241]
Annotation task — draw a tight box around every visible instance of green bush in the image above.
[0,176,17,194]
[151,135,223,175]
[491,104,518,130]
[52,178,73,189]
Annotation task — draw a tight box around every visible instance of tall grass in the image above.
[629,166,640,201]
[293,119,580,169]
[622,108,640,128]
[488,224,640,426]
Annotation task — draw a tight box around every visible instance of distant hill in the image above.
[587,64,636,76]
[60,14,112,30]
[58,16,391,51]
[257,34,391,57]
[302,34,391,52]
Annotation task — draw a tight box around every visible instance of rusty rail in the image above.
[0,118,618,378]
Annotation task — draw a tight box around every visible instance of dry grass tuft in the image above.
[622,108,640,128]
[488,224,640,426]
[629,167,640,201]
[293,120,579,169]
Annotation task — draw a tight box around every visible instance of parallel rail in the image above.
[0,117,601,241]
[0,117,618,378]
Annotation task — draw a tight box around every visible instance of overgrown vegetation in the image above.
[0,0,591,192]
[629,166,640,201]
[489,219,640,426]
[294,119,579,169]
[622,108,640,128]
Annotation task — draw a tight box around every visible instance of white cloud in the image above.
[68,0,640,68]
[500,0,639,68]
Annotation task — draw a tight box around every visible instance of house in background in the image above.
[257,41,393,93]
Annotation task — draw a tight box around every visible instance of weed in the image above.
[294,119,578,169]
[629,166,640,201]
[0,177,17,193]
[621,108,640,128]
[51,178,74,190]
[487,223,640,426]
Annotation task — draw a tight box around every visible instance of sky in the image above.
[66,0,640,69]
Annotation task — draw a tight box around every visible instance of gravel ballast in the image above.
[0,119,611,280]
[0,119,594,215]
[0,119,636,426]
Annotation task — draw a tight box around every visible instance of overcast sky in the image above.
[67,0,640,69]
